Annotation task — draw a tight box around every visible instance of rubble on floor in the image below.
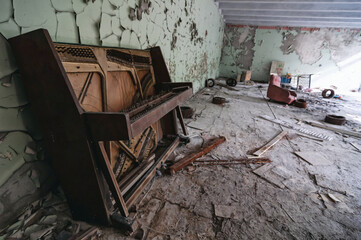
[0,188,102,240]
[3,80,361,239]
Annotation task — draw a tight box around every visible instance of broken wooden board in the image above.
[253,131,288,157]
[294,151,333,166]
[306,121,361,139]
[169,136,226,174]
[260,116,332,141]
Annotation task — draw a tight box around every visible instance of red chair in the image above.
[267,75,297,104]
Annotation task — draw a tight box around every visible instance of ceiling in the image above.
[215,0,361,28]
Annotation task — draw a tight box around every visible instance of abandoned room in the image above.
[1,0,361,239]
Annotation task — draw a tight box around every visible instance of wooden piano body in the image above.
[9,29,192,227]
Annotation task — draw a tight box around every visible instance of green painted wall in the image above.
[0,0,224,227]
[220,25,361,91]
[0,0,224,91]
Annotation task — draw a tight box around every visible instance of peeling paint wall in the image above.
[0,34,56,228]
[0,0,224,91]
[0,0,224,227]
[220,25,361,90]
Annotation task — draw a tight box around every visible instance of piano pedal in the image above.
[178,134,190,144]
[110,212,134,234]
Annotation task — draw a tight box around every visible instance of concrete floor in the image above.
[103,81,361,239]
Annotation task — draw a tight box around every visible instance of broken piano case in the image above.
[9,29,192,229]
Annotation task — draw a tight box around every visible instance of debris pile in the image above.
[0,189,102,240]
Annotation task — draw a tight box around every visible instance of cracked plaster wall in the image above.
[0,0,224,228]
[220,25,361,88]
[1,0,224,91]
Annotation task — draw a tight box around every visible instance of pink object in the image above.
[267,75,297,104]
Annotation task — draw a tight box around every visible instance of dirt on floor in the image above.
[2,81,361,240]
[103,81,361,239]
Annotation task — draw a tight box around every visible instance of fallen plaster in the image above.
[109,82,361,239]
[0,132,35,186]
[0,35,51,228]
[0,72,28,107]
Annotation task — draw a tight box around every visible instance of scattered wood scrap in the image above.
[260,116,332,141]
[168,136,226,174]
[294,151,333,166]
[328,193,341,203]
[350,142,361,152]
[252,131,288,157]
[194,158,271,166]
[306,121,361,139]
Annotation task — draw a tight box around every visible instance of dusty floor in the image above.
[3,82,361,240]
[103,81,361,239]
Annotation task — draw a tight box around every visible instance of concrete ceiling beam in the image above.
[222,9,361,18]
[224,15,361,22]
[216,0,361,3]
[218,2,361,11]
[225,20,361,28]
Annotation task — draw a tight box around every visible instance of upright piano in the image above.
[9,29,192,228]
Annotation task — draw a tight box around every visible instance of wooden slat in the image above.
[169,137,226,174]
[253,131,288,157]
[307,121,361,139]
[176,106,188,136]
[98,142,129,216]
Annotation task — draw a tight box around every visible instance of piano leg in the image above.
[176,106,189,136]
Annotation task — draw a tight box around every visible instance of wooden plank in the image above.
[118,154,155,187]
[176,106,188,136]
[118,141,137,161]
[120,159,155,195]
[253,131,288,157]
[62,62,103,74]
[125,169,155,209]
[83,112,131,140]
[169,136,226,174]
[125,137,180,208]
[98,142,129,216]
[306,121,361,139]
[106,71,137,112]
[149,47,172,83]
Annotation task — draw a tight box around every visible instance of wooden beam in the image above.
[169,136,226,174]
[253,131,288,157]
[98,142,129,216]
[176,106,188,136]
[306,121,361,138]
